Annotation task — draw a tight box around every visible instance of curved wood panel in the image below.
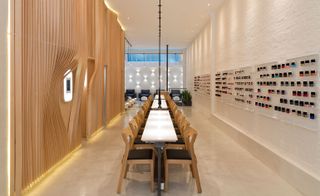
[19,0,85,189]
[14,0,124,191]
[86,0,125,136]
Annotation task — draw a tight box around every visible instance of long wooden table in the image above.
[151,100,168,110]
[141,110,177,196]
[154,94,166,100]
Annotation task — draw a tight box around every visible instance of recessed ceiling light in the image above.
[127,17,130,20]
[208,3,211,7]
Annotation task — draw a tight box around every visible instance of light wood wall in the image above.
[106,7,126,124]
[12,0,124,193]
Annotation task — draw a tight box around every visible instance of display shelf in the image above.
[194,74,211,96]
[215,70,234,104]
[214,54,320,131]
[233,66,254,111]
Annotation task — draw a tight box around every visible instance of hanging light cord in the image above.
[158,0,162,108]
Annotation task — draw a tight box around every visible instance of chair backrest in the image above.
[144,99,152,108]
[142,104,149,113]
[137,110,145,119]
[174,110,182,123]
[171,90,181,94]
[129,119,139,137]
[126,89,135,94]
[121,128,134,160]
[141,89,150,94]
[173,109,181,117]
[183,127,198,162]
[133,116,142,129]
[179,117,190,136]
[170,104,177,113]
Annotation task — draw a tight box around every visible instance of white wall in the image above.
[185,19,215,112]
[125,61,184,94]
[186,0,320,195]
[186,21,214,91]
[214,0,320,179]
[0,0,9,195]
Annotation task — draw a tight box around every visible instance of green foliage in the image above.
[181,90,192,105]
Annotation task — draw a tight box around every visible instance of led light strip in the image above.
[7,0,11,194]
[104,0,126,31]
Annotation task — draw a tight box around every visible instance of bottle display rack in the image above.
[194,74,211,96]
[214,54,320,131]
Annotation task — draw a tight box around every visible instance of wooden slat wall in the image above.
[106,10,125,123]
[86,0,125,136]
[14,0,124,191]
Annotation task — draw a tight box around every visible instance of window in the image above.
[127,53,182,63]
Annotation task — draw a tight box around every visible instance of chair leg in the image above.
[150,162,154,192]
[117,162,127,194]
[189,164,195,178]
[164,163,169,192]
[192,163,202,193]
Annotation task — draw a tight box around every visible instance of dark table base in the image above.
[154,142,165,196]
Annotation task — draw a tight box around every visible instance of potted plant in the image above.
[181,90,192,106]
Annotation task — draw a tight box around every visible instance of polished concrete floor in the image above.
[24,103,304,196]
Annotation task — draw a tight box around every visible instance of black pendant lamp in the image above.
[157,0,162,108]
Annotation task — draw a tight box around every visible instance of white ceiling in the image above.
[106,0,224,49]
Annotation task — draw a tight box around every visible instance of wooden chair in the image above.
[133,116,144,134]
[166,117,190,149]
[129,119,140,138]
[117,129,155,193]
[164,127,202,193]
[127,122,153,149]
[173,109,182,121]
[137,109,146,121]
[148,95,153,102]
[172,110,183,128]
[170,104,177,113]
[177,116,190,137]
[169,103,177,118]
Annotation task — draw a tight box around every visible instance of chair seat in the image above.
[167,138,184,144]
[128,149,153,160]
[166,149,191,160]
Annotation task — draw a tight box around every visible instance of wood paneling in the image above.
[86,0,125,136]
[106,10,125,123]
[13,0,124,192]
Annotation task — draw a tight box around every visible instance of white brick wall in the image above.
[186,0,320,194]
[214,0,320,180]
[186,21,214,92]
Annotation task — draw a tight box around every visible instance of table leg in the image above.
[155,142,164,196]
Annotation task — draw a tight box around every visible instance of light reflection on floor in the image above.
[24,102,302,196]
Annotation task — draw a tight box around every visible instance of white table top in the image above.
[154,94,165,100]
[141,110,178,143]
[151,100,168,109]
